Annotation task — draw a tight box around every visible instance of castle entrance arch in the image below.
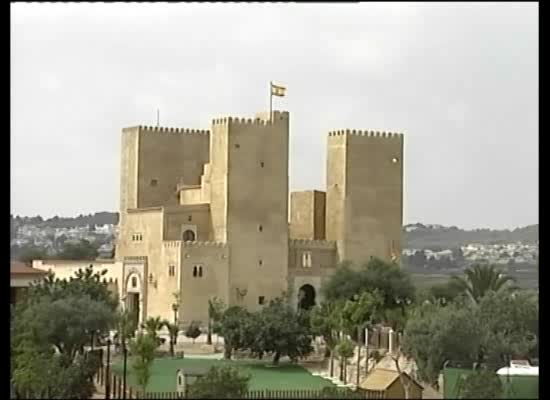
[125,273,143,327]
[298,284,316,310]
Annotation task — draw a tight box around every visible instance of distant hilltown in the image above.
[10,213,538,270]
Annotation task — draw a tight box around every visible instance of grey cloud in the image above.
[11,3,538,229]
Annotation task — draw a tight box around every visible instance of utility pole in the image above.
[105,338,111,400]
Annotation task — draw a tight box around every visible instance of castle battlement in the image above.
[163,241,182,248]
[182,241,228,248]
[136,125,210,135]
[328,129,403,139]
[289,239,337,249]
[211,111,289,127]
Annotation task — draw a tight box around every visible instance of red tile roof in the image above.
[10,261,47,275]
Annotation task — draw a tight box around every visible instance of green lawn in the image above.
[112,357,335,392]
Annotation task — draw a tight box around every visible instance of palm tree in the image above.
[118,309,137,397]
[162,320,179,357]
[451,264,517,304]
[141,316,163,344]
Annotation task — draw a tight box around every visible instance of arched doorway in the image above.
[125,273,142,327]
[298,284,316,310]
[182,230,196,242]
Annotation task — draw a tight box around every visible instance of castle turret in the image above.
[325,130,404,265]
[209,111,290,309]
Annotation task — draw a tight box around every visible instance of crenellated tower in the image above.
[208,111,290,310]
[118,125,210,258]
[325,130,404,266]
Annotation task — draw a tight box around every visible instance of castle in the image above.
[34,110,404,327]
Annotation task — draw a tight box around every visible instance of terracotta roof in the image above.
[360,368,422,391]
[10,261,47,275]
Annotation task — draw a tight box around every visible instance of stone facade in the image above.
[36,109,404,328]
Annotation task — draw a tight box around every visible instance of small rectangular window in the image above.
[260,161,264,168]
[301,252,312,268]
[193,264,204,278]
[169,265,175,277]
[150,179,158,187]
[258,296,265,305]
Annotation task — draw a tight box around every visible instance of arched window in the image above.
[198,266,203,277]
[192,266,197,277]
[131,277,137,288]
[182,230,196,242]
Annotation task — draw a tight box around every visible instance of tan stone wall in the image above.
[209,122,229,242]
[290,192,314,239]
[212,112,289,308]
[119,128,140,227]
[326,131,404,265]
[313,191,326,240]
[288,240,337,306]
[163,205,213,242]
[289,191,326,240]
[142,240,181,322]
[117,208,164,320]
[179,187,204,205]
[179,242,229,325]
[137,127,210,209]
[325,134,347,259]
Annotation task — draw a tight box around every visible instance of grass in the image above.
[112,357,336,392]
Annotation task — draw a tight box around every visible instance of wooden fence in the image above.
[94,367,386,399]
[111,390,383,399]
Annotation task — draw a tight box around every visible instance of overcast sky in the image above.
[11,2,538,229]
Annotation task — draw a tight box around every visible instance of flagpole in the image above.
[269,81,273,123]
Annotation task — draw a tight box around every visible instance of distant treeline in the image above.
[11,212,119,229]
[403,223,538,249]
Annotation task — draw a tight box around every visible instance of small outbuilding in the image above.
[360,368,423,399]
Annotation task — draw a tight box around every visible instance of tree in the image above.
[422,280,465,305]
[476,290,538,367]
[162,320,180,357]
[13,245,49,265]
[451,264,517,304]
[186,321,202,344]
[403,290,539,385]
[321,258,415,309]
[29,265,118,312]
[457,368,502,399]
[14,294,115,360]
[129,332,158,394]
[401,302,483,384]
[207,297,225,345]
[251,297,313,365]
[217,306,253,359]
[142,316,164,345]
[11,267,116,398]
[335,338,354,383]
[187,366,250,399]
[57,239,99,260]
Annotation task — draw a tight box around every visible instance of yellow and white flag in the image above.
[271,83,286,97]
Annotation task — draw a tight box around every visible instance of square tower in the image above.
[208,111,290,309]
[326,130,404,265]
[289,190,326,240]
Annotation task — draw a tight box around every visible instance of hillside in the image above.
[11,213,538,248]
[404,223,538,249]
[11,212,119,229]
